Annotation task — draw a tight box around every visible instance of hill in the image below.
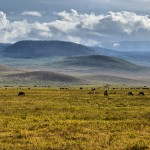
[0,43,11,51]
[92,46,123,57]
[0,63,149,86]
[3,71,83,85]
[0,64,21,73]
[80,74,150,85]
[100,41,150,52]
[53,55,142,72]
[2,40,97,58]
[92,46,150,66]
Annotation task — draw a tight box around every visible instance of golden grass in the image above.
[0,87,150,149]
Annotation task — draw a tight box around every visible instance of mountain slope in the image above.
[0,43,11,52]
[4,71,82,83]
[0,64,21,73]
[80,74,150,85]
[53,55,142,72]
[2,40,97,58]
[92,46,123,56]
[92,46,150,66]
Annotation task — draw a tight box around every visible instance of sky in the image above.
[1,0,150,45]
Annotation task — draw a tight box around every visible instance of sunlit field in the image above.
[0,87,150,150]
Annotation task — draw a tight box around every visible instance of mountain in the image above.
[99,41,150,52]
[2,40,97,58]
[1,71,84,86]
[1,66,150,86]
[0,43,11,51]
[0,62,149,86]
[5,71,80,82]
[92,46,123,56]
[80,74,150,85]
[52,55,142,72]
[92,46,150,66]
[0,64,21,73]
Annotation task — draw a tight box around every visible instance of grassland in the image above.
[0,87,150,150]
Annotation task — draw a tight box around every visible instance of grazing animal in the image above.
[128,92,133,96]
[104,91,108,96]
[80,87,83,90]
[87,92,93,94]
[91,88,95,91]
[18,92,25,96]
[138,92,145,96]
[111,92,117,94]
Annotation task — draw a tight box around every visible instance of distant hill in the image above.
[92,46,123,56]
[4,71,82,83]
[2,40,97,58]
[80,74,150,85]
[99,41,150,52]
[54,55,142,72]
[1,67,150,86]
[0,43,11,51]
[92,46,150,66]
[0,64,21,73]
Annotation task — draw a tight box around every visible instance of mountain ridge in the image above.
[2,40,97,58]
[0,43,11,51]
[51,55,142,72]
[92,46,150,66]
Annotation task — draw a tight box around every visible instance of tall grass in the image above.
[0,87,150,149]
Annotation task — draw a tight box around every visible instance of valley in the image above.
[0,40,150,86]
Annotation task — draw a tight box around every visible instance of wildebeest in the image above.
[128,92,133,96]
[91,88,95,91]
[18,92,25,96]
[104,91,108,96]
[87,92,93,94]
[138,92,145,96]
[60,87,68,90]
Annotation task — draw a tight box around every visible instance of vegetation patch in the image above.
[0,87,150,149]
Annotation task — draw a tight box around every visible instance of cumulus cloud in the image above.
[1,10,150,44]
[21,11,42,17]
[0,11,50,43]
[0,11,9,30]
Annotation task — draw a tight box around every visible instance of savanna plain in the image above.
[0,87,150,150]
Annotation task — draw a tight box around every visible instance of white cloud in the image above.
[48,10,150,43]
[113,43,120,47]
[1,10,150,44]
[21,11,42,17]
[0,11,9,30]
